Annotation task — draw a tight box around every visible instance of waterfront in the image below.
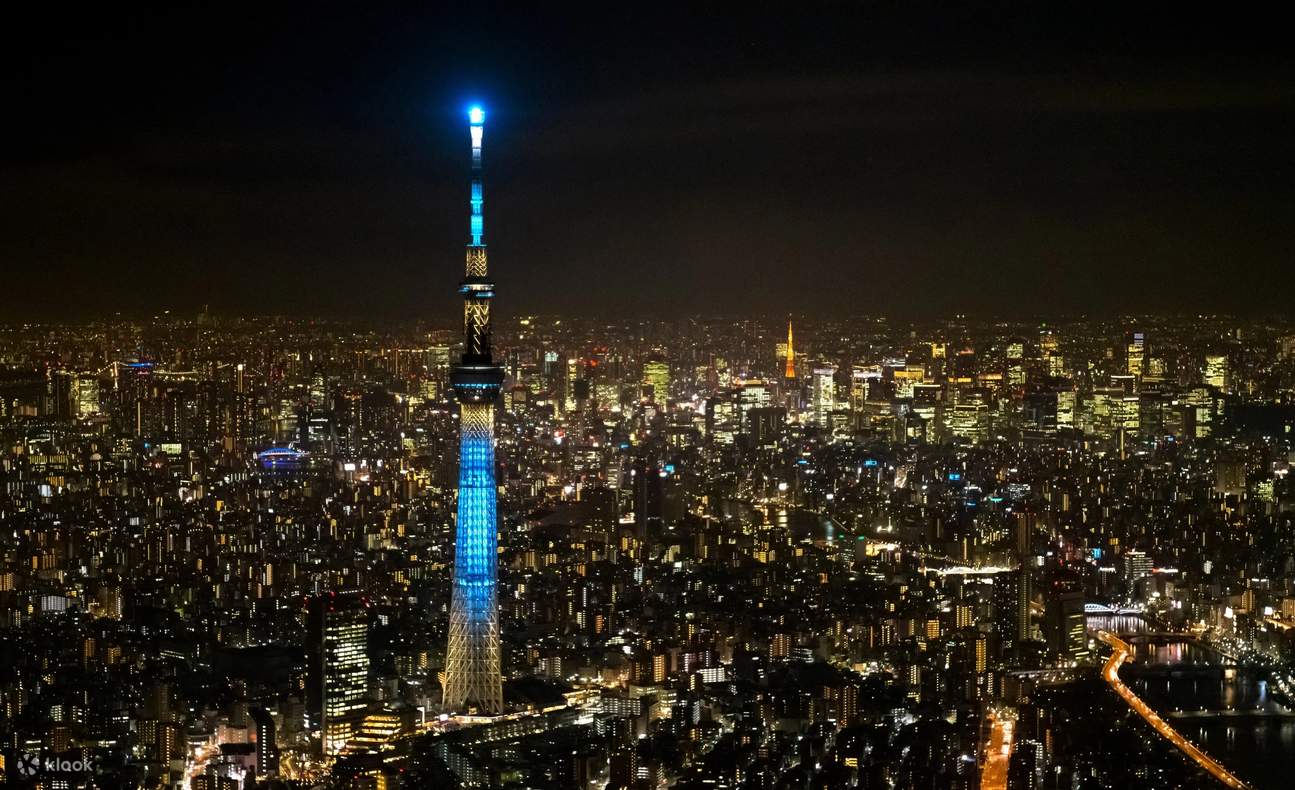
[1091,615,1295,790]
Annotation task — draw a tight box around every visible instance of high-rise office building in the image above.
[1126,331,1145,378]
[1046,588,1089,661]
[307,593,370,755]
[1056,389,1076,430]
[993,570,1030,657]
[563,356,581,414]
[1204,353,1228,391]
[442,105,506,715]
[114,361,155,436]
[642,358,670,403]
[74,375,100,417]
[1123,549,1153,597]
[250,707,279,777]
[50,369,75,420]
[1007,739,1041,790]
[737,379,771,420]
[1006,339,1025,390]
[811,365,836,426]
[949,390,989,443]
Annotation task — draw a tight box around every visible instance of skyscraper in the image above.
[811,364,836,426]
[1204,353,1228,391]
[1126,331,1145,378]
[642,358,670,403]
[307,592,370,756]
[1046,588,1089,661]
[442,105,505,715]
[250,707,280,777]
[993,570,1030,658]
[1122,549,1153,597]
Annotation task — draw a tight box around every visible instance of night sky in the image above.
[4,6,1294,321]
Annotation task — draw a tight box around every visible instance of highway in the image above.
[979,709,1013,790]
[1096,630,1251,790]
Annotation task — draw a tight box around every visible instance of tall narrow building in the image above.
[442,105,505,715]
[307,592,370,755]
[784,318,796,380]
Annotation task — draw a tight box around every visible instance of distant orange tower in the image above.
[784,318,796,379]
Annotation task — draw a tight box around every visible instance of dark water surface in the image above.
[1090,615,1295,790]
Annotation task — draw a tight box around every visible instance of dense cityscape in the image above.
[4,305,1295,789]
[7,7,1295,790]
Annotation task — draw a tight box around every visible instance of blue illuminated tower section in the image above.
[443,105,505,715]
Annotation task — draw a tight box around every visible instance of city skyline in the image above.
[4,306,1295,787]
[7,8,1295,790]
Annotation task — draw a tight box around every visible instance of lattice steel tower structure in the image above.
[785,318,796,380]
[442,105,505,715]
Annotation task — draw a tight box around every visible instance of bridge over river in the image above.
[1089,613,1295,790]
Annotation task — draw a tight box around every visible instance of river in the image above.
[1089,614,1295,790]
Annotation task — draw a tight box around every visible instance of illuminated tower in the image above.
[784,319,796,379]
[443,105,505,715]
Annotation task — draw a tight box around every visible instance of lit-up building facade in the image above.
[1204,353,1228,391]
[442,105,505,715]
[642,359,670,403]
[307,593,370,756]
[811,365,836,426]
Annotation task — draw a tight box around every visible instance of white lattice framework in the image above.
[464,299,491,358]
[466,247,488,278]
[442,402,503,714]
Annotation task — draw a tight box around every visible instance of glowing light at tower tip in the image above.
[468,106,485,125]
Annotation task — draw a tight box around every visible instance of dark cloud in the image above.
[2,7,1294,320]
